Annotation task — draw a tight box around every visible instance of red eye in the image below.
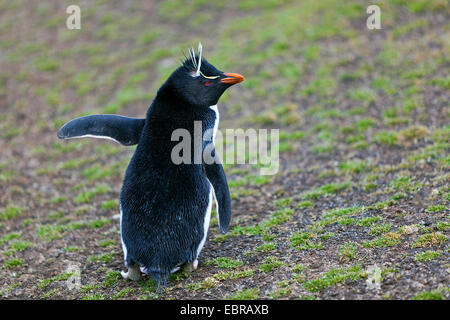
[204,81,211,86]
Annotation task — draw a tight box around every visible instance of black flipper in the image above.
[204,155,231,234]
[57,114,146,146]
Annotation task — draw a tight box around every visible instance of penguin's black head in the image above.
[165,44,244,108]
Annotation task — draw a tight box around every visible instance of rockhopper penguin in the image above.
[57,44,244,288]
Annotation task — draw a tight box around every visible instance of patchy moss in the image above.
[101,200,119,211]
[301,182,351,200]
[4,258,24,269]
[414,250,442,262]
[303,265,366,292]
[226,288,260,300]
[102,271,121,288]
[413,232,447,248]
[35,224,65,242]
[369,223,393,236]
[9,241,33,252]
[88,218,111,229]
[362,232,402,248]
[412,288,448,300]
[205,257,244,269]
[425,205,446,213]
[0,206,24,220]
[185,277,219,291]
[390,175,422,193]
[214,269,254,281]
[338,243,358,263]
[88,252,115,263]
[396,125,430,145]
[0,232,21,246]
[356,216,382,227]
[259,256,284,272]
[297,201,314,209]
[37,271,79,290]
[111,288,135,300]
[74,184,112,204]
[254,242,276,252]
[290,232,323,250]
[374,131,398,146]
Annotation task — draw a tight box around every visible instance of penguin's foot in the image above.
[183,259,198,273]
[121,265,142,281]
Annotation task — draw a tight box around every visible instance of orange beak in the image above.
[221,72,245,84]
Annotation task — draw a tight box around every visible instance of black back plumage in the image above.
[120,54,231,283]
[120,89,217,281]
[57,45,243,288]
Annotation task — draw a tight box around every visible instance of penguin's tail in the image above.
[142,267,170,293]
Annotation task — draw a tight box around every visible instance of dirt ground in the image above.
[0,0,448,300]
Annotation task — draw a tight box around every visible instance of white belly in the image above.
[196,187,213,258]
[194,105,219,257]
[119,204,128,265]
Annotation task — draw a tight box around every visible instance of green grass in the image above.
[297,201,314,208]
[82,163,119,181]
[362,232,402,248]
[88,252,115,263]
[74,183,112,204]
[36,224,65,242]
[214,269,255,281]
[303,265,366,292]
[290,232,323,250]
[356,216,382,227]
[369,223,393,236]
[413,232,447,248]
[88,218,111,229]
[37,271,80,290]
[81,293,106,300]
[0,206,24,220]
[301,182,351,200]
[309,142,334,154]
[390,175,422,193]
[47,210,65,220]
[9,241,33,252]
[205,257,244,269]
[412,288,448,300]
[259,256,284,272]
[4,258,24,269]
[34,57,59,71]
[185,277,219,291]
[226,288,259,300]
[101,199,119,210]
[254,242,276,252]
[425,205,446,213]
[60,158,91,170]
[338,243,358,263]
[414,250,442,262]
[348,89,375,103]
[112,288,135,300]
[62,246,82,252]
[48,196,68,204]
[435,222,449,232]
[0,232,21,246]
[339,160,371,174]
[98,239,115,248]
[216,207,294,243]
[265,208,294,227]
[102,271,121,288]
[273,197,293,208]
[138,29,162,45]
[374,131,398,146]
